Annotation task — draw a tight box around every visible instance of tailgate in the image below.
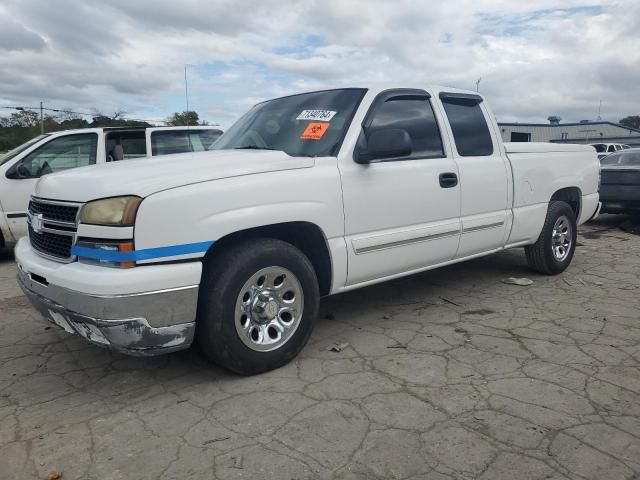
[601,168,640,186]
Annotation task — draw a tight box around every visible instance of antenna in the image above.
[475,77,482,92]
[184,64,190,126]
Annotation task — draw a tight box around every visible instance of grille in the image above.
[28,197,81,261]
[28,224,74,259]
[29,199,79,223]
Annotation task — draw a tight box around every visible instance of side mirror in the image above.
[355,128,412,164]
[5,162,34,179]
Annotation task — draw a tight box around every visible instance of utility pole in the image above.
[40,101,44,134]
[475,77,482,92]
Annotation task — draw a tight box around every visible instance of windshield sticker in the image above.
[296,110,337,121]
[300,122,330,140]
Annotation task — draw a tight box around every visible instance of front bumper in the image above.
[16,259,199,357]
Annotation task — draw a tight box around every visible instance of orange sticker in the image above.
[300,122,329,140]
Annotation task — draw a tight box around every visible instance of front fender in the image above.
[132,159,344,263]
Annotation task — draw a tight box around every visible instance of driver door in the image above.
[2,133,98,240]
[339,88,461,286]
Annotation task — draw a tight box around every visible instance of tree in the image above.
[89,110,149,128]
[166,111,201,126]
[9,110,39,128]
[619,116,640,130]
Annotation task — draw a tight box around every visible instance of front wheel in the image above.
[525,201,577,275]
[196,238,319,375]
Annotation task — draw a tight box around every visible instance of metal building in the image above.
[498,119,640,146]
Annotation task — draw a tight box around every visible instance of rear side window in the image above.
[105,131,147,161]
[364,95,444,161]
[440,93,494,156]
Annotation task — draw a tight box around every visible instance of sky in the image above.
[1,0,639,127]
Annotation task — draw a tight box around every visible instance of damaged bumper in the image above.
[17,266,197,356]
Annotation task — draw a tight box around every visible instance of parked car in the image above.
[599,148,640,213]
[16,85,600,374]
[590,143,631,160]
[0,126,222,246]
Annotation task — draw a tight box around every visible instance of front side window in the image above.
[592,144,606,153]
[0,135,50,166]
[608,145,617,152]
[10,133,97,178]
[213,88,367,157]
[362,94,444,161]
[440,93,494,156]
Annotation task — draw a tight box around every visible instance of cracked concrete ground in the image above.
[1,215,639,480]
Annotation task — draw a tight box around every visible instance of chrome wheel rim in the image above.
[551,215,572,262]
[235,266,304,352]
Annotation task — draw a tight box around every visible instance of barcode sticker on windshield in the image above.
[297,110,337,121]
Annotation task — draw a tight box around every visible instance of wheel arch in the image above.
[203,221,333,296]
[550,187,582,219]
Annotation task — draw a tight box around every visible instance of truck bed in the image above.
[504,142,595,154]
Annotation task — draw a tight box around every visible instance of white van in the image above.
[0,126,222,247]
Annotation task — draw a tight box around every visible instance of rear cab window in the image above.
[439,92,494,156]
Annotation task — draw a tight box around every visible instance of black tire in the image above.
[525,201,577,275]
[196,238,319,375]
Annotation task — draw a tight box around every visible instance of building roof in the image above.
[497,121,640,133]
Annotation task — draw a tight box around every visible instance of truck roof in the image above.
[358,83,481,96]
[44,125,221,135]
[251,84,484,108]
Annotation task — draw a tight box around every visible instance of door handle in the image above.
[439,172,458,188]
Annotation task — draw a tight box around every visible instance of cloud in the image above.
[0,0,639,126]
[0,10,47,52]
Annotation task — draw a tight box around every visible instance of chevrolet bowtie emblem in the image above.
[31,213,44,234]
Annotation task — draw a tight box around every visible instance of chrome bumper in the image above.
[17,267,197,356]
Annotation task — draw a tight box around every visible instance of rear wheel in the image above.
[196,238,319,375]
[525,201,577,275]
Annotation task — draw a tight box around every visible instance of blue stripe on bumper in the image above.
[71,241,214,262]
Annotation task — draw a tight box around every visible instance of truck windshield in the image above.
[0,135,50,166]
[212,88,367,157]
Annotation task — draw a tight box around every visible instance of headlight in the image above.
[80,196,141,226]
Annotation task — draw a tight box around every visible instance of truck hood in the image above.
[35,150,315,202]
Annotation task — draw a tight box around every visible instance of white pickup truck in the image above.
[15,85,600,374]
[0,126,222,247]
